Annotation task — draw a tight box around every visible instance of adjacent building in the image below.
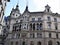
[0,0,10,45]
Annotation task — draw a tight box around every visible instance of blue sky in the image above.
[5,0,60,16]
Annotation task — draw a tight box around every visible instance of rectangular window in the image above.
[16,33,20,38]
[54,18,57,22]
[32,18,35,22]
[37,33,42,38]
[38,18,41,22]
[49,33,51,38]
[30,33,35,38]
[47,16,51,21]
[47,22,51,29]
[21,33,27,38]
[56,33,58,38]
[55,23,58,30]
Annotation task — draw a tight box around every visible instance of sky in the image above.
[5,0,60,16]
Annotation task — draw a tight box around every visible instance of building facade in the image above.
[4,4,60,45]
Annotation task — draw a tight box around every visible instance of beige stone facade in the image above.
[3,4,60,45]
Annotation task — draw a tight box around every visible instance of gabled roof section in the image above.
[44,4,52,13]
[11,4,20,13]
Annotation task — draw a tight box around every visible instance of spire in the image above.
[25,0,28,11]
[15,0,19,10]
[16,3,19,9]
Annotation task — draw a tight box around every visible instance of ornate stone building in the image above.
[0,0,10,45]
[4,4,60,45]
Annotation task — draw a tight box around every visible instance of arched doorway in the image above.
[48,40,52,45]
[37,41,41,45]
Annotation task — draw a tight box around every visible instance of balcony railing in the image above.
[30,20,43,22]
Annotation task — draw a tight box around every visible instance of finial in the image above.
[16,0,19,8]
[45,4,50,8]
[25,0,28,11]
[15,4,19,10]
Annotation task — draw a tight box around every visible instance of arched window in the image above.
[30,23,32,30]
[37,23,39,30]
[22,41,25,45]
[19,24,21,30]
[37,41,41,45]
[40,23,43,30]
[33,23,35,30]
[48,40,52,45]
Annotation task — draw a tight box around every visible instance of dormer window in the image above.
[45,4,51,13]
